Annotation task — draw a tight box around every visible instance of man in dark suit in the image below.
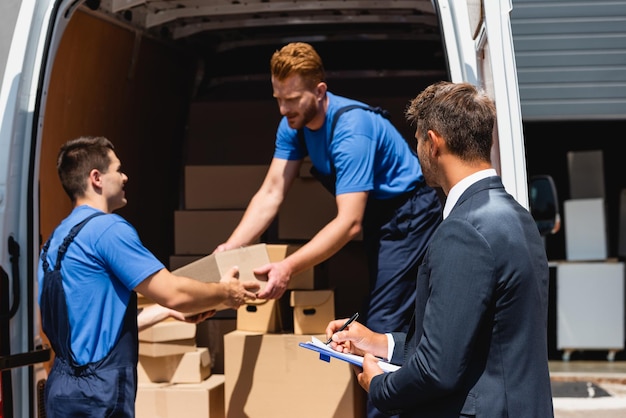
[325,81,554,417]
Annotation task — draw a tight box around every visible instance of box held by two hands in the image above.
[171,243,270,312]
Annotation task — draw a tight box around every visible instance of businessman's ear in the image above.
[427,130,444,158]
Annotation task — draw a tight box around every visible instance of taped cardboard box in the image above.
[139,338,197,357]
[236,299,281,333]
[138,347,211,384]
[138,318,197,342]
[290,290,335,335]
[278,178,336,240]
[184,165,268,210]
[162,375,226,418]
[136,382,171,418]
[174,210,254,255]
[171,243,270,312]
[224,331,365,418]
[136,375,225,418]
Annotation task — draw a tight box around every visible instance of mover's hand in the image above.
[213,242,236,253]
[180,310,216,323]
[253,262,290,299]
[219,266,260,309]
[137,304,215,331]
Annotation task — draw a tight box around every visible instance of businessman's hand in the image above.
[325,319,388,359]
[357,353,384,392]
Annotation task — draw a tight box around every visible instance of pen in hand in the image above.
[326,312,359,344]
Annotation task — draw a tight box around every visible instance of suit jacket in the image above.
[369,176,554,417]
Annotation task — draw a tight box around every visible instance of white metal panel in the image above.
[437,0,528,206]
[483,0,528,207]
[511,0,626,121]
[0,0,72,416]
[557,262,624,356]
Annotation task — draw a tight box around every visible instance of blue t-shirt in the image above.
[38,205,164,365]
[274,92,424,199]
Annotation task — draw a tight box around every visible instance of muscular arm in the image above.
[256,190,368,299]
[216,158,300,250]
[134,266,259,315]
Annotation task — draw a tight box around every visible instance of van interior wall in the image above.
[524,120,626,261]
[39,10,444,265]
[40,10,196,263]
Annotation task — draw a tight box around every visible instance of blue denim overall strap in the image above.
[297,105,392,195]
[40,212,105,361]
[40,212,140,417]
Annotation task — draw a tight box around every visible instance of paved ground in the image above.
[550,361,626,417]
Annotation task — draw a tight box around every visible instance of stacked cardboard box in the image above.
[164,164,367,417]
[174,165,268,255]
[137,375,226,418]
[138,319,206,384]
[224,331,365,418]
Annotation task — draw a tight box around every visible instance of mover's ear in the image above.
[316,81,327,100]
[89,168,103,189]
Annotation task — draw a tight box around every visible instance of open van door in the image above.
[436,0,528,208]
[0,1,61,417]
[0,1,528,416]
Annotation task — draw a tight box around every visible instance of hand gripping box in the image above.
[171,243,270,312]
[290,290,335,335]
[265,244,315,290]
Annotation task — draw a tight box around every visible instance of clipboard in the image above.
[298,336,400,373]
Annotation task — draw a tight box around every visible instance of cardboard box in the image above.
[139,338,197,357]
[138,347,212,384]
[174,210,252,255]
[136,376,225,418]
[278,177,337,240]
[197,319,237,375]
[172,244,270,311]
[162,375,226,418]
[290,290,335,335]
[169,255,203,270]
[224,331,365,418]
[266,243,315,289]
[138,318,197,342]
[236,299,281,333]
[564,198,608,261]
[185,165,267,210]
[136,382,171,418]
[171,347,212,383]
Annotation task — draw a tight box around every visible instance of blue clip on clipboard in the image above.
[298,337,400,373]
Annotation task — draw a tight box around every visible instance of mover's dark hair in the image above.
[57,136,115,201]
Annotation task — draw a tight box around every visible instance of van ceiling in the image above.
[88,0,448,99]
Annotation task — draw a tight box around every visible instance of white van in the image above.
[0,1,557,416]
